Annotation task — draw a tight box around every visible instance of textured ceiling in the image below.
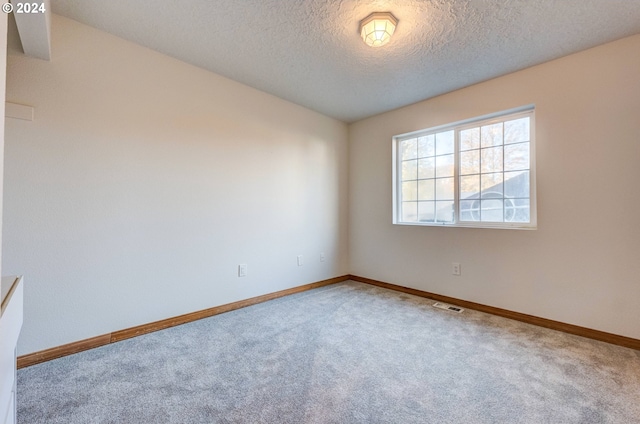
[51,0,640,123]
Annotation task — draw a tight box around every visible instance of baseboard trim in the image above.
[17,275,349,368]
[350,275,640,351]
[17,334,113,369]
[18,273,638,368]
[110,275,348,343]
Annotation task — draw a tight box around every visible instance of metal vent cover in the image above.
[433,302,464,313]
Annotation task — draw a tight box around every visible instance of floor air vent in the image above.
[433,302,464,313]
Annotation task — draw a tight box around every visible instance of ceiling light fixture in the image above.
[359,12,398,47]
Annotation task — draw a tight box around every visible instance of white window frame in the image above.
[392,105,536,230]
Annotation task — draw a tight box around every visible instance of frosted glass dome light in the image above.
[359,12,398,47]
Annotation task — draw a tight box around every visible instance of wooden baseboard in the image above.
[18,273,638,368]
[17,275,349,368]
[110,275,348,343]
[349,275,640,351]
[17,334,112,369]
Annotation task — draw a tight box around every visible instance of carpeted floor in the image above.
[17,281,640,423]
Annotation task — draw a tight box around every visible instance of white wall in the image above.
[349,35,640,340]
[4,15,349,356]
[0,9,6,294]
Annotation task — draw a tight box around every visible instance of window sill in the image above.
[393,221,537,230]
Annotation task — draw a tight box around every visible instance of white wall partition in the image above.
[349,35,640,340]
[4,15,349,356]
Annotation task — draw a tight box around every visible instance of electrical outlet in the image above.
[297,255,303,266]
[238,264,247,277]
[452,262,461,276]
[320,252,326,262]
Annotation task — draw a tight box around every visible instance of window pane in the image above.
[504,117,530,144]
[418,201,435,222]
[402,181,418,201]
[436,201,454,223]
[460,127,480,151]
[435,131,454,155]
[402,159,418,181]
[504,142,529,171]
[418,157,435,179]
[481,173,503,197]
[481,199,504,222]
[481,123,503,147]
[510,198,530,222]
[401,202,418,222]
[418,180,435,201]
[401,138,417,160]
[460,175,480,200]
[504,171,529,198]
[418,135,435,158]
[460,150,480,175]
[435,154,454,178]
[460,199,479,221]
[435,177,454,200]
[481,146,503,173]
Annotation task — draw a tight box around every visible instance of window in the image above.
[393,107,535,229]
